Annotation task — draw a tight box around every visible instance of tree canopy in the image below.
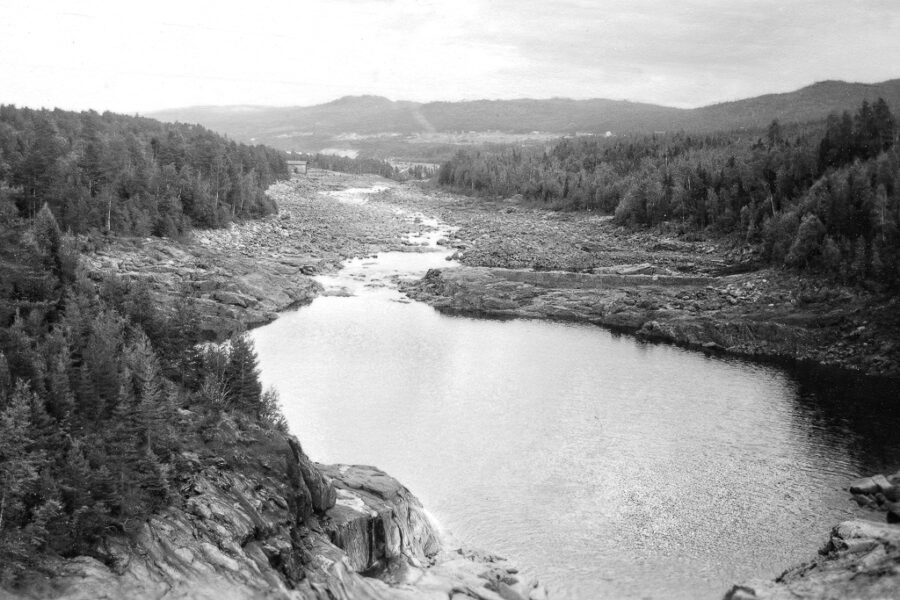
[437,99,900,285]
[0,105,288,237]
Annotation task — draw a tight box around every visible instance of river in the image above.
[250,189,900,599]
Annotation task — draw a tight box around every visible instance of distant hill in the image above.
[688,79,900,131]
[147,79,900,156]
[152,95,426,139]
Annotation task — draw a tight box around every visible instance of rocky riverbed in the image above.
[383,185,900,378]
[81,172,433,340]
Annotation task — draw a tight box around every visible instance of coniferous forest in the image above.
[0,105,287,237]
[0,108,288,582]
[437,99,900,285]
[301,152,436,181]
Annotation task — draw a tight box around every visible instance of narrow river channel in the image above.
[250,189,900,600]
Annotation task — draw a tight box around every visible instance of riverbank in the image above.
[53,171,548,600]
[82,172,424,340]
[385,184,900,378]
[12,423,544,600]
[725,471,900,599]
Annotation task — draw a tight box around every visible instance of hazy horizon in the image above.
[2,0,900,114]
[143,77,898,114]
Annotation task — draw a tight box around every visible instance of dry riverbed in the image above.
[383,184,900,378]
[83,171,433,339]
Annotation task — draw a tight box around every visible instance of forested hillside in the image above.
[0,106,287,237]
[0,203,286,583]
[148,79,900,149]
[0,105,295,583]
[437,99,900,285]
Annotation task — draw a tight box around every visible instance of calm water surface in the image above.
[251,200,900,599]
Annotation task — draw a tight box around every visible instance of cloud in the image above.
[0,0,898,111]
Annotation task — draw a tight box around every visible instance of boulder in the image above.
[872,474,893,493]
[850,476,881,495]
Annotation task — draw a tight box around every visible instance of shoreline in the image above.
[77,172,899,599]
[383,184,900,380]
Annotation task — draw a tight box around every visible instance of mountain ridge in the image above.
[145,78,900,154]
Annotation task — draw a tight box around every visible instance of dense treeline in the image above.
[300,152,435,180]
[0,105,288,237]
[0,204,285,582]
[437,99,900,284]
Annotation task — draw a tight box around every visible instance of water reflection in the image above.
[789,366,900,476]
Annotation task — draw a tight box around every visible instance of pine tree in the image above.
[224,334,263,418]
[33,203,63,278]
[0,381,40,565]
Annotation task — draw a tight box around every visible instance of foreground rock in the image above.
[723,520,900,600]
[724,472,900,599]
[7,423,546,600]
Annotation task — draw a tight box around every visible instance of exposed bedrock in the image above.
[724,520,900,600]
[402,266,886,373]
[724,471,900,599]
[8,430,545,600]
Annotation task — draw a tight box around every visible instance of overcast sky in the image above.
[1,0,898,113]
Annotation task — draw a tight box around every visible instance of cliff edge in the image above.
[6,423,546,600]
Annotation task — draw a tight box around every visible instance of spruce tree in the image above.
[224,334,263,419]
[0,381,39,562]
[32,203,62,278]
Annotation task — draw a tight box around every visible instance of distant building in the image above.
[286,160,307,177]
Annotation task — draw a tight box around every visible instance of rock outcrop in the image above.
[83,238,324,340]
[724,472,900,599]
[724,520,900,600]
[403,266,820,365]
[8,427,546,600]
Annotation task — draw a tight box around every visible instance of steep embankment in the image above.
[385,187,900,378]
[11,422,542,600]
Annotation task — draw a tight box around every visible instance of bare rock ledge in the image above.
[6,432,546,600]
